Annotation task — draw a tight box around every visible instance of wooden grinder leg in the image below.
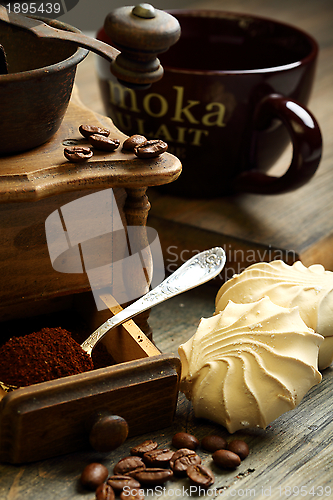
[123,187,153,339]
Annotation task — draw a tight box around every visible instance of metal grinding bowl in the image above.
[0,17,88,156]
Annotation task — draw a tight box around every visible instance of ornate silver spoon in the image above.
[81,247,226,356]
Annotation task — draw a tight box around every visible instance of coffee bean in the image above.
[227,440,250,460]
[130,440,158,457]
[113,456,145,475]
[125,467,146,478]
[122,135,147,151]
[64,146,93,162]
[107,475,141,493]
[187,464,215,488]
[201,435,227,453]
[170,448,201,468]
[212,449,241,469]
[170,448,201,476]
[89,134,120,152]
[134,139,168,158]
[89,415,129,453]
[120,487,144,500]
[143,448,174,467]
[133,468,173,486]
[80,462,108,490]
[95,482,115,500]
[79,124,110,138]
[172,432,199,450]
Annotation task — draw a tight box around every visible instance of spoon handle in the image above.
[81,247,226,355]
[0,6,119,62]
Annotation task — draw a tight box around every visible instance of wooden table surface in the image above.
[1,0,333,498]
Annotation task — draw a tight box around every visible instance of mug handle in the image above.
[232,94,322,194]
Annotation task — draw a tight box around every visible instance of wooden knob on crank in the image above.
[104,3,181,88]
[89,414,129,452]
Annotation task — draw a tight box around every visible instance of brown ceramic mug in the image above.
[96,10,322,198]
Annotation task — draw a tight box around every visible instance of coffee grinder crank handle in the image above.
[0,4,181,88]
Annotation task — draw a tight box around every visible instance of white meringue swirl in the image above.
[215,260,333,369]
[179,297,323,433]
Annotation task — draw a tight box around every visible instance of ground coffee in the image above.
[0,327,94,387]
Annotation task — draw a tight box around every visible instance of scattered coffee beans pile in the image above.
[64,126,168,162]
[80,432,250,499]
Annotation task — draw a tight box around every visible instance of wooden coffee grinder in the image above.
[0,4,183,464]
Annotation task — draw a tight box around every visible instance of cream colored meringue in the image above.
[215,260,333,369]
[179,297,323,433]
